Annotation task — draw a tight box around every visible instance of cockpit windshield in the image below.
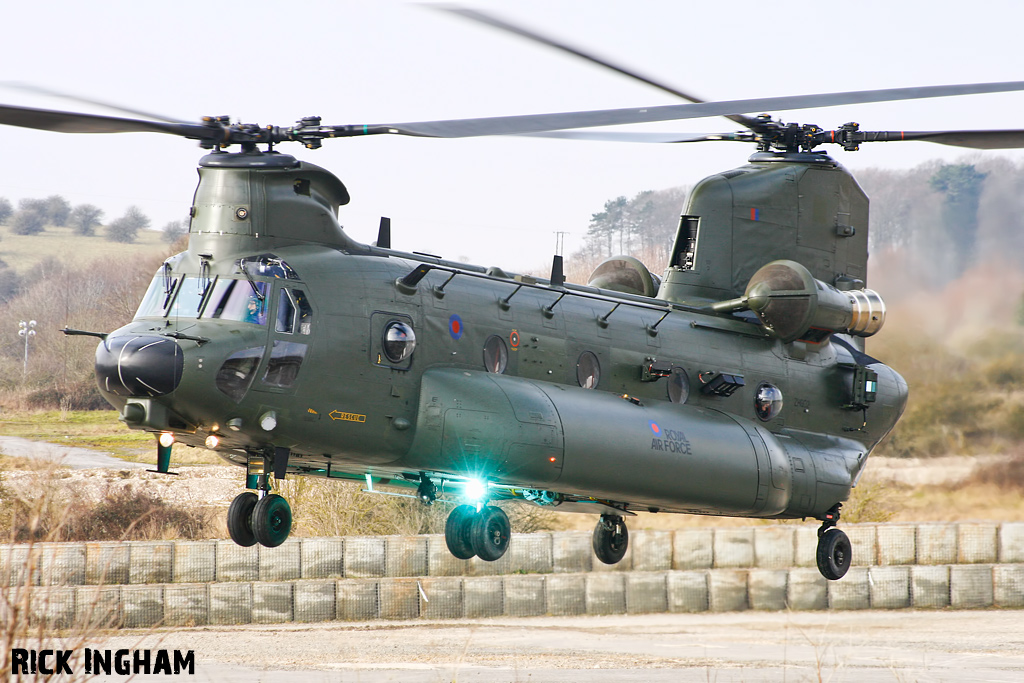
[167,277,208,319]
[134,275,174,319]
[206,278,269,325]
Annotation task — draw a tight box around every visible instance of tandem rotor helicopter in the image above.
[4,8,1024,581]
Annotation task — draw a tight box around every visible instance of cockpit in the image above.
[127,254,315,403]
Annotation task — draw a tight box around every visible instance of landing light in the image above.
[463,478,488,503]
[227,417,243,431]
[260,411,277,431]
[158,432,175,448]
[205,435,220,449]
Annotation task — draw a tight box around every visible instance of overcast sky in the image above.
[3,0,1024,270]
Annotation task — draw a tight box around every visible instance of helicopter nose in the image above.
[95,335,184,397]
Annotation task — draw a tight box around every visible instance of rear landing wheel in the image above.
[593,515,628,565]
[227,491,258,547]
[252,493,292,548]
[816,527,852,580]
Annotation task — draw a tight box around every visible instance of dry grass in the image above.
[1,460,215,542]
[0,460,158,681]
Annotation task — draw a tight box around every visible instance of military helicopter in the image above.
[4,10,1024,582]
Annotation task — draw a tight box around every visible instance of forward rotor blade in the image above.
[370,81,1024,138]
[520,130,753,144]
[435,6,762,132]
[0,82,185,124]
[855,129,1024,149]
[0,102,218,139]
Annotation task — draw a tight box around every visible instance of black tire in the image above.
[227,491,258,547]
[816,527,852,580]
[470,506,511,562]
[445,504,477,560]
[593,516,629,565]
[252,493,292,548]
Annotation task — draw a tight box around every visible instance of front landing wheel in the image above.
[593,515,628,565]
[470,506,511,562]
[252,493,292,548]
[445,504,477,560]
[816,527,852,580]
[227,491,258,547]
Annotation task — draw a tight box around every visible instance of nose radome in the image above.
[95,335,184,397]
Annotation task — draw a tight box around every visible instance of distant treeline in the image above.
[0,194,188,246]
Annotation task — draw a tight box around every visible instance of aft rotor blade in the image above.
[435,6,762,132]
[367,81,1024,138]
[854,129,1024,149]
[0,102,218,139]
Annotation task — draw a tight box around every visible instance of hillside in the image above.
[0,224,168,274]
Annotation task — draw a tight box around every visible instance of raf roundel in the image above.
[650,421,661,435]
[448,314,463,341]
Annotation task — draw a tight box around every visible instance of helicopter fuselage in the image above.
[95,153,907,523]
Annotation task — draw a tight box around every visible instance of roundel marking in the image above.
[650,421,660,435]
[448,314,463,340]
[509,329,520,348]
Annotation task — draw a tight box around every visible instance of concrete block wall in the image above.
[3,522,1024,587]
[25,563,1024,628]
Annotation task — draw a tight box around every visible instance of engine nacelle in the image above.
[741,260,885,344]
[587,255,661,297]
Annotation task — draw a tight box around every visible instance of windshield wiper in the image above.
[238,261,265,301]
[163,331,209,345]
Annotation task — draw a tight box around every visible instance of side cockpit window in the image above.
[263,341,308,388]
[275,288,313,335]
[216,346,264,402]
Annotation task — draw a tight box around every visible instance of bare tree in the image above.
[69,204,104,236]
[44,194,71,227]
[9,201,47,235]
[161,219,188,243]
[106,205,150,243]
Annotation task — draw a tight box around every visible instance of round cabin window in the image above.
[576,351,600,389]
[667,367,690,404]
[382,321,416,363]
[754,383,783,421]
[483,335,508,374]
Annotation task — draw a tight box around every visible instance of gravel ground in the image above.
[74,610,1024,682]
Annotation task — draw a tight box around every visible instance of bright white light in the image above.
[463,478,487,503]
[205,435,220,449]
[158,432,175,448]
[260,411,277,431]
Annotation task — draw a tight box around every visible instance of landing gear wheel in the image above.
[227,491,258,547]
[593,515,629,565]
[816,527,852,580]
[445,504,477,560]
[252,493,292,548]
[470,506,511,562]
